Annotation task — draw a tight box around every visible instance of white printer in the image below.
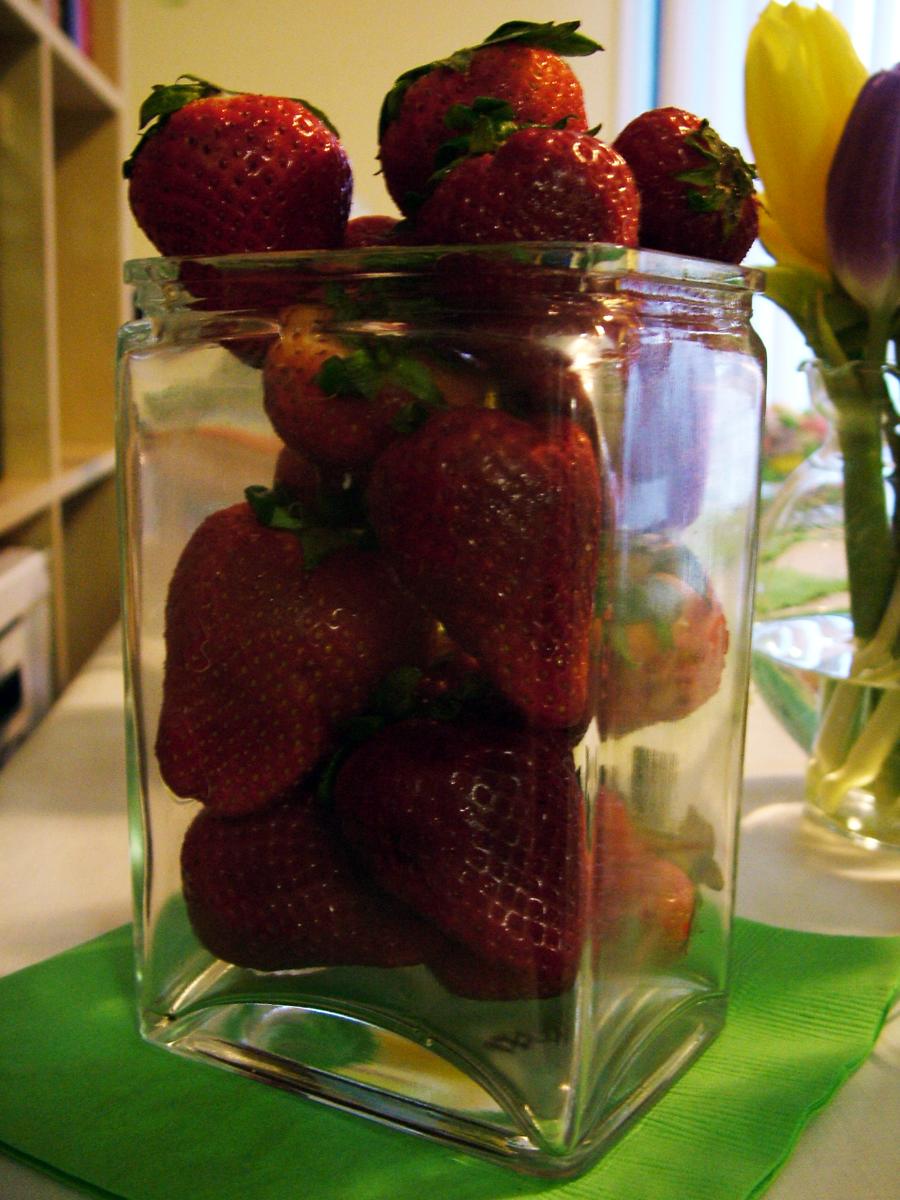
[0,547,52,763]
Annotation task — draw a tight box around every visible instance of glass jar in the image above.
[117,243,765,1178]
[753,360,900,848]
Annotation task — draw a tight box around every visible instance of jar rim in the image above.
[123,241,764,296]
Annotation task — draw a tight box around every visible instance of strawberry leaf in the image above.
[316,352,382,399]
[315,342,447,420]
[480,20,603,56]
[291,98,341,138]
[244,483,305,531]
[673,123,757,232]
[137,74,221,131]
[123,75,221,179]
[431,135,475,175]
[323,282,361,323]
[387,356,444,405]
[417,98,521,204]
[245,484,371,570]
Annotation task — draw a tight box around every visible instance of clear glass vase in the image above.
[117,244,765,1177]
[752,360,900,849]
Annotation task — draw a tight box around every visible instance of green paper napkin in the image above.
[0,920,897,1200]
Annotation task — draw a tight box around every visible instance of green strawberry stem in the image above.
[439,98,521,161]
[420,97,583,206]
[314,340,446,434]
[676,122,757,236]
[244,484,371,569]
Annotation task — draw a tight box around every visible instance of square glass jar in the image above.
[117,243,765,1178]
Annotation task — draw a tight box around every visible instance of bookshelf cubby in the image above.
[0,0,125,688]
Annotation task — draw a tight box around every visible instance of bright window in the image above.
[651,0,900,409]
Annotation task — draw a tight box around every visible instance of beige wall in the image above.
[124,0,636,258]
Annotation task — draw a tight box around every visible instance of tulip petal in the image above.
[826,65,900,317]
[757,196,830,276]
[745,2,867,272]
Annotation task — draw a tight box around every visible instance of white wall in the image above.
[124,0,652,257]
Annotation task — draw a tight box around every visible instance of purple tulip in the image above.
[826,64,900,315]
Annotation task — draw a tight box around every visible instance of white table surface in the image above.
[1,627,898,1199]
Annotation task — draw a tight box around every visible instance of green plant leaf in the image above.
[762,264,868,361]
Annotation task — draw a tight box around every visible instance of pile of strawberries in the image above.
[125,20,758,261]
[128,20,742,999]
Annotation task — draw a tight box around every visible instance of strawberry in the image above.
[181,783,433,971]
[378,20,601,215]
[263,302,486,472]
[333,718,589,999]
[613,106,758,263]
[124,75,352,255]
[593,790,695,963]
[411,121,639,246]
[343,215,404,248]
[427,935,560,1001]
[272,442,322,507]
[155,497,423,816]
[594,539,729,737]
[365,407,602,729]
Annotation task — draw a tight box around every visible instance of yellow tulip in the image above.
[745,2,867,273]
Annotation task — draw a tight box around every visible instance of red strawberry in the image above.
[263,303,486,472]
[593,790,695,963]
[333,718,589,999]
[594,540,729,737]
[155,498,424,815]
[411,123,639,246]
[272,443,322,507]
[613,106,758,264]
[181,784,433,971]
[378,20,601,215]
[427,936,558,1001]
[343,215,404,248]
[366,407,602,729]
[124,75,352,255]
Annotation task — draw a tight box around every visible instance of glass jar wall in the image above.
[117,243,765,1178]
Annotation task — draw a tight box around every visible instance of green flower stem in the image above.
[828,366,896,642]
[853,569,900,684]
[807,556,900,813]
[802,360,899,823]
[809,677,869,779]
[808,684,900,814]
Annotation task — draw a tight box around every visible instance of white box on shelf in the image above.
[0,548,52,762]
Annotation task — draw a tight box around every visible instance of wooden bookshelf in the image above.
[0,0,126,687]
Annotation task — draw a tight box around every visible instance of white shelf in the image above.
[0,0,125,688]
